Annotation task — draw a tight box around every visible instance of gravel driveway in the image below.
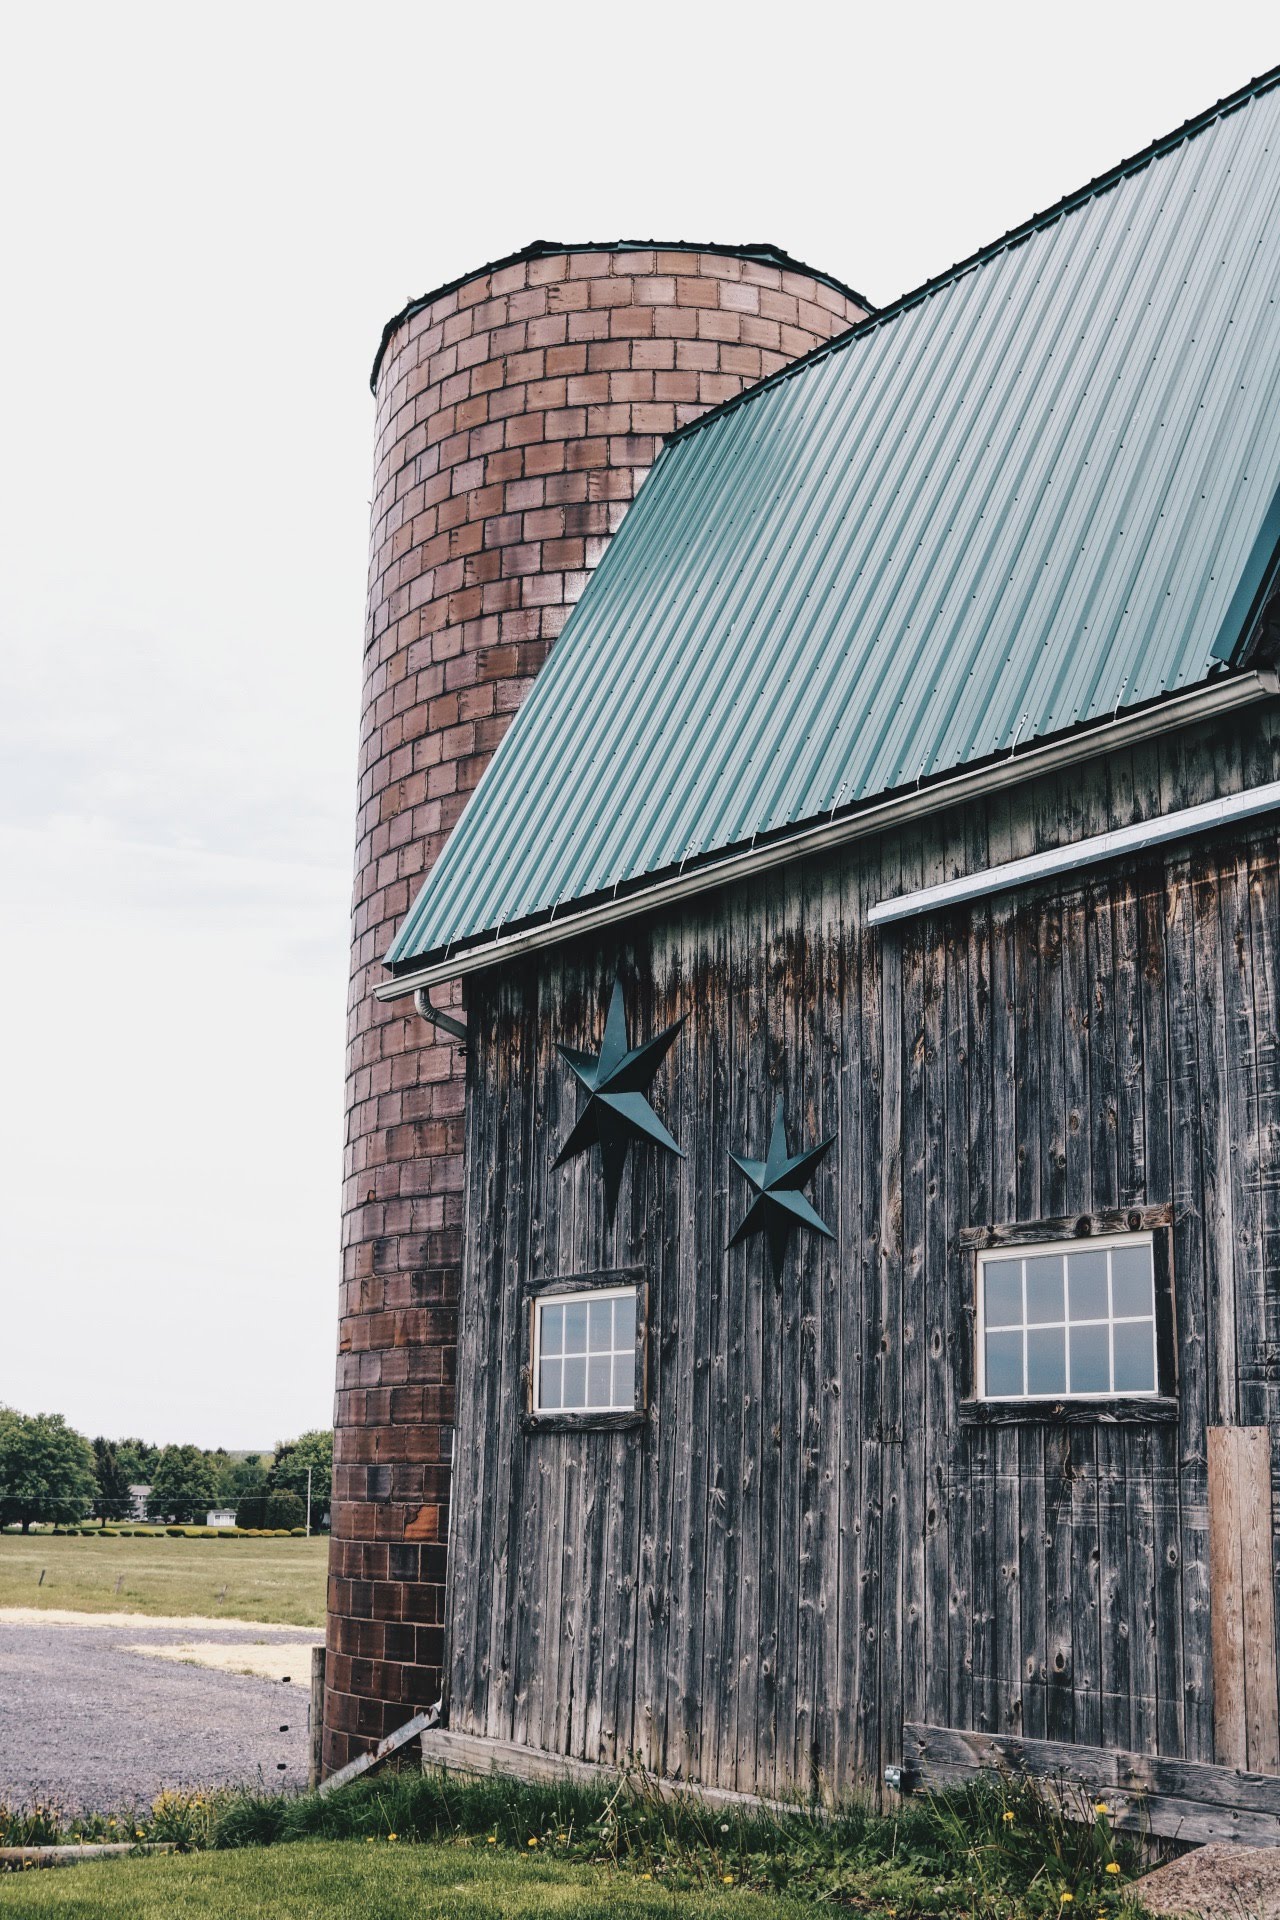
[0,1618,321,1811]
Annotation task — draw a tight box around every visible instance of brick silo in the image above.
[327,241,870,1772]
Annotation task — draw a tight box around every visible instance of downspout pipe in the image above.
[413,986,466,1043]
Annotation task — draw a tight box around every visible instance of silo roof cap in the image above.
[369,238,872,391]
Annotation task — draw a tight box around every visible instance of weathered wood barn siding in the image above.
[446,704,1280,1800]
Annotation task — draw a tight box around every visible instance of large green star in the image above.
[554,978,685,1217]
[729,1097,835,1280]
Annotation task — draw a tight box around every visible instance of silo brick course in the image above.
[328,244,866,1773]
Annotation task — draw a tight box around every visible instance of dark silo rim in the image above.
[369,239,875,392]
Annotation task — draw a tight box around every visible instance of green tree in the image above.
[146,1444,218,1524]
[269,1430,332,1529]
[263,1488,306,1530]
[235,1490,268,1529]
[219,1451,268,1506]
[114,1436,160,1484]
[0,1407,97,1532]
[91,1437,132,1521]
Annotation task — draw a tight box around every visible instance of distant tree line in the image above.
[0,1404,332,1532]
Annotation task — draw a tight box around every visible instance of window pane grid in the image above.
[980,1240,1157,1400]
[534,1288,638,1414]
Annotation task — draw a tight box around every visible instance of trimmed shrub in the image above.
[290,1527,307,1537]
[166,1525,185,1537]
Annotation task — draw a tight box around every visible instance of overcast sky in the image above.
[1,2,1274,1450]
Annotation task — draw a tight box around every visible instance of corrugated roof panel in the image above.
[387,71,1280,969]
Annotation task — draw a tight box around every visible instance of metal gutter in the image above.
[373,669,1278,998]
[868,777,1280,928]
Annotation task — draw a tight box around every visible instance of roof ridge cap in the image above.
[669,60,1280,449]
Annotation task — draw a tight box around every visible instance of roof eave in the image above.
[374,667,1279,999]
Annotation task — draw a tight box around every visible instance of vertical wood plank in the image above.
[1239,1427,1280,1775]
[812,877,845,1793]
[1161,764,1214,1760]
[1210,1425,1249,1770]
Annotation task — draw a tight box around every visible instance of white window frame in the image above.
[531,1284,639,1417]
[976,1231,1160,1402]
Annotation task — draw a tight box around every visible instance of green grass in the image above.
[0,1769,1151,1920]
[0,1533,327,1627]
[0,1839,819,1918]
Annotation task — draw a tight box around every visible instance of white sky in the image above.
[1,1,1274,1449]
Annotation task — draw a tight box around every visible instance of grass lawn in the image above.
[0,1840,809,1919]
[0,1534,327,1627]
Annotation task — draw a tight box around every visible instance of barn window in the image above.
[533,1286,639,1415]
[977,1234,1159,1400]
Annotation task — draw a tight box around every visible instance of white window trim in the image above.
[976,1231,1160,1402]
[531,1284,639,1416]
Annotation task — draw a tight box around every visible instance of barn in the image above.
[356,68,1280,1834]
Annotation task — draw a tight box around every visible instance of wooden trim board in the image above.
[957,1206,1173,1249]
[904,1723,1280,1845]
[957,1395,1179,1427]
[1209,1427,1280,1774]
[419,1728,811,1817]
[319,1710,436,1796]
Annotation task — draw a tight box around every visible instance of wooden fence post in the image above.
[309,1644,326,1790]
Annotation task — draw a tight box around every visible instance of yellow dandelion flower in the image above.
[722,1873,735,1884]
[387,1833,397,1842]
[528,1837,538,1847]
[1003,1810,1016,1824]
[1061,1895,1074,1905]
[487,1836,498,1845]
[641,1873,652,1881]
[1095,1802,1110,1816]
[1106,1863,1121,1876]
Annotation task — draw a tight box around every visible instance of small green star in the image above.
[555,978,685,1216]
[730,1097,835,1279]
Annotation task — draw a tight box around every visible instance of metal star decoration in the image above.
[729,1096,835,1280]
[555,978,685,1217]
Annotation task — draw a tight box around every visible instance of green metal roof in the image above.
[387,67,1280,974]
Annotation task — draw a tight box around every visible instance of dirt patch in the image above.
[1135,1842,1280,1919]
[123,1639,319,1681]
[0,1606,306,1632]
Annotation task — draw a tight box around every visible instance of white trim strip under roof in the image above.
[869,777,1280,928]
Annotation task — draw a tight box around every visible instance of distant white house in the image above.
[206,1509,236,1529]
[127,1484,151,1520]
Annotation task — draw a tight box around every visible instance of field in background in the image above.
[0,1533,327,1627]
